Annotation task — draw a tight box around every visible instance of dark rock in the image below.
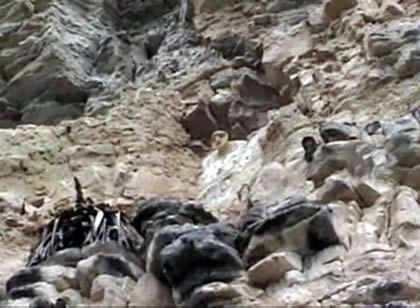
[208,92,234,131]
[241,197,339,267]
[6,268,42,295]
[302,136,319,162]
[395,47,420,79]
[228,100,268,138]
[230,121,249,140]
[238,72,280,110]
[319,122,358,143]
[411,107,420,122]
[54,298,67,308]
[102,0,178,27]
[159,27,202,53]
[307,141,374,186]
[30,297,54,308]
[76,253,143,295]
[181,100,219,143]
[156,223,244,299]
[21,101,84,125]
[372,280,404,303]
[385,301,408,308]
[210,35,262,70]
[210,35,247,60]
[365,121,382,135]
[131,197,217,261]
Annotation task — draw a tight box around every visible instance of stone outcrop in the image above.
[2,0,420,307]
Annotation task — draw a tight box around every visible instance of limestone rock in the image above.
[248,251,302,286]
[323,0,357,20]
[90,275,135,306]
[262,25,312,91]
[128,273,174,308]
[242,198,340,267]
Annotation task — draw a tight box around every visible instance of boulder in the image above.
[242,198,339,267]
[182,100,219,142]
[323,0,357,20]
[248,251,302,286]
[90,275,135,306]
[131,197,217,255]
[237,72,280,110]
[146,223,244,300]
[76,254,143,296]
[161,226,244,300]
[319,122,359,143]
[262,24,311,92]
[128,273,175,307]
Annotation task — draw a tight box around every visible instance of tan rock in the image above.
[39,265,78,292]
[248,252,302,286]
[353,181,380,207]
[263,25,313,90]
[128,273,175,307]
[193,0,235,14]
[90,275,135,306]
[316,178,361,204]
[323,0,357,20]
[381,0,406,18]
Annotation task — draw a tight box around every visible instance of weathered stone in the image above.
[90,275,135,306]
[308,141,375,187]
[228,100,269,138]
[57,289,84,307]
[185,282,245,307]
[242,198,339,267]
[76,254,143,296]
[7,281,58,300]
[182,100,219,142]
[209,90,234,131]
[262,25,311,92]
[382,0,406,18]
[193,0,235,14]
[131,197,217,258]
[248,251,302,286]
[354,181,381,207]
[323,0,357,20]
[317,178,360,204]
[6,266,77,297]
[237,72,280,110]
[128,273,175,308]
[149,223,244,300]
[319,122,359,143]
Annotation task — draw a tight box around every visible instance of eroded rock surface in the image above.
[3,0,420,307]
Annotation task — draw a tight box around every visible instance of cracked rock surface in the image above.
[2,0,420,307]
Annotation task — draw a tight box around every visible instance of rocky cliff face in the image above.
[1,0,420,307]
